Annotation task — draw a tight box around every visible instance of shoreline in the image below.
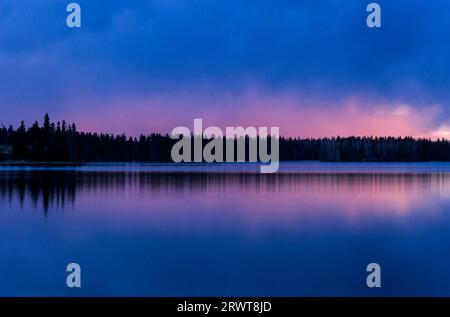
[1,160,450,166]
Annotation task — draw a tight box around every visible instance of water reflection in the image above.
[2,168,450,295]
[1,170,450,218]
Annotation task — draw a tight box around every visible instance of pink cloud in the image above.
[61,89,444,139]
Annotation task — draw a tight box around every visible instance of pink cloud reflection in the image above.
[64,173,450,236]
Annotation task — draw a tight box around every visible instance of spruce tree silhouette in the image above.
[1,114,450,163]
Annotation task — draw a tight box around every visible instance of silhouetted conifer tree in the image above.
[1,114,450,163]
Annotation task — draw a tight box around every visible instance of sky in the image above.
[1,0,450,138]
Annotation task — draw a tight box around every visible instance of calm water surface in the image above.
[1,162,450,296]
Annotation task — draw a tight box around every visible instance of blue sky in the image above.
[1,0,450,137]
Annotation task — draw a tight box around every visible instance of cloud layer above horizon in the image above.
[1,0,450,138]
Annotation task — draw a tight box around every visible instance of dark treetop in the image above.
[1,114,450,162]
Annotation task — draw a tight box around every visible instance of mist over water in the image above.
[1,163,450,296]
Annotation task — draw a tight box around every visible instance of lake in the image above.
[1,162,450,296]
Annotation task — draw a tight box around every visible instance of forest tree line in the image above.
[1,114,450,162]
